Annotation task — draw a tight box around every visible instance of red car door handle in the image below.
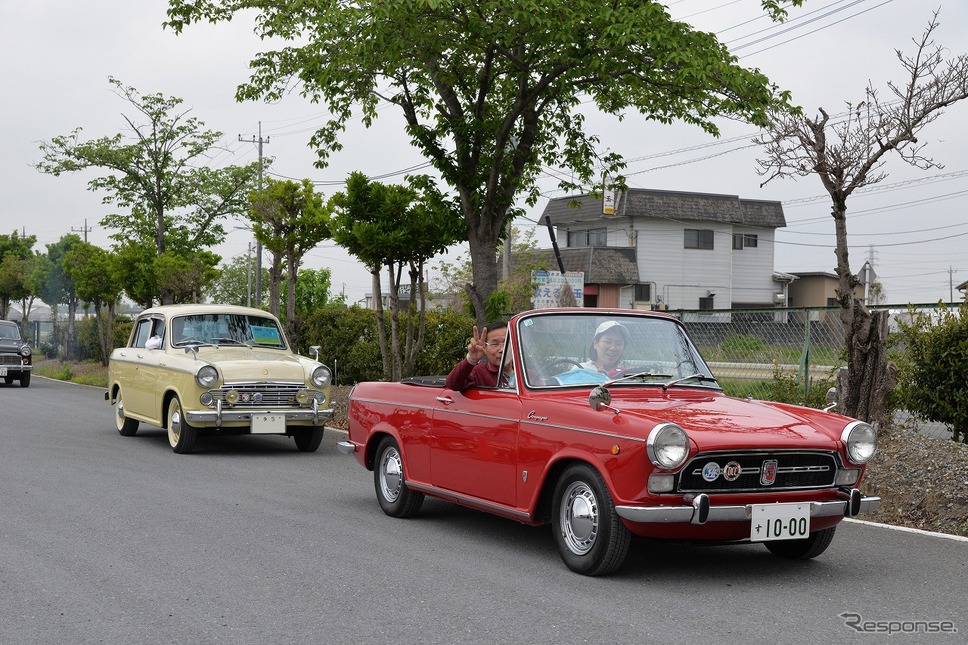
[436,396,454,405]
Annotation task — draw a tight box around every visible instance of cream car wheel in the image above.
[114,389,139,436]
[167,396,198,454]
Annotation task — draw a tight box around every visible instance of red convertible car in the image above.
[338,309,879,575]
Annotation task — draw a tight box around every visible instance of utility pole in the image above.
[71,218,92,242]
[246,241,253,308]
[239,122,269,306]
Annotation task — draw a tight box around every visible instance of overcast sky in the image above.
[4,0,967,305]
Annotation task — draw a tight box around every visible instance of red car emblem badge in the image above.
[723,461,742,482]
[760,459,778,486]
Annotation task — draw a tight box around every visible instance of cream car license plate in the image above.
[252,413,286,434]
[750,503,810,541]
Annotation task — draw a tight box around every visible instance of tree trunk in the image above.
[465,226,500,326]
[832,200,894,427]
[268,251,283,318]
[372,268,390,380]
[402,262,426,379]
[387,262,403,381]
[66,297,79,361]
[840,305,895,428]
[285,250,299,345]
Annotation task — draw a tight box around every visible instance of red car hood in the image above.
[596,389,849,452]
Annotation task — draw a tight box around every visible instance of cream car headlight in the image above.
[311,365,332,388]
[647,422,690,469]
[842,420,877,464]
[194,365,219,388]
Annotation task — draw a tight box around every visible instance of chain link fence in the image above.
[670,304,954,441]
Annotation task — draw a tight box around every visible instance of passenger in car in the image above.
[579,320,628,378]
[444,321,508,391]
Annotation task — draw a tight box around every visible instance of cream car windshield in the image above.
[170,314,287,349]
[517,313,718,389]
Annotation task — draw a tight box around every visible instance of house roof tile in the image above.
[542,188,785,228]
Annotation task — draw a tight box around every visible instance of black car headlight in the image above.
[311,365,332,388]
[647,422,690,469]
[842,421,877,464]
[20,343,31,357]
[194,365,219,388]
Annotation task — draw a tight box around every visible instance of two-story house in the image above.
[540,188,789,311]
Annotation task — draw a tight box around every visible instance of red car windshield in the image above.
[517,312,717,389]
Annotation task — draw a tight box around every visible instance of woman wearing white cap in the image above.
[579,320,628,378]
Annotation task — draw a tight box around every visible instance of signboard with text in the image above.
[532,270,584,308]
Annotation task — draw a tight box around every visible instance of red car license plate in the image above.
[750,503,810,541]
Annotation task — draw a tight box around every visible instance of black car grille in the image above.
[678,451,838,493]
[208,383,306,408]
[0,355,23,366]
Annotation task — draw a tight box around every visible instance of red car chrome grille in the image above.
[677,451,838,493]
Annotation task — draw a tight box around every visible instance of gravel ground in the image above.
[327,385,968,538]
[862,423,968,537]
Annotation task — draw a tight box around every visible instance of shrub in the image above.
[893,302,968,443]
[766,362,836,409]
[299,304,474,384]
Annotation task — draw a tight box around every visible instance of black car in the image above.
[0,320,32,387]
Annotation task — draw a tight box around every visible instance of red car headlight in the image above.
[647,422,690,469]
[842,421,877,464]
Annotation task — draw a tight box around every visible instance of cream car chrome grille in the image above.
[209,383,305,407]
[678,451,838,493]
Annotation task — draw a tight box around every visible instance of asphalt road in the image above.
[2,377,966,645]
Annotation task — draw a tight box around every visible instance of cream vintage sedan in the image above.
[106,304,333,454]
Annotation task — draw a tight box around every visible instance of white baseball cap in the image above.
[594,320,629,338]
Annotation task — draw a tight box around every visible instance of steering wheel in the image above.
[535,358,586,382]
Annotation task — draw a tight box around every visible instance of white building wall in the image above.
[730,228,779,306]
[560,217,781,311]
[634,220,733,310]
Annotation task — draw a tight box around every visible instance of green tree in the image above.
[282,265,338,315]
[0,231,37,322]
[249,178,332,342]
[36,78,259,305]
[756,14,968,425]
[894,302,968,443]
[115,242,161,309]
[207,253,269,307]
[38,235,84,359]
[154,250,222,304]
[63,243,124,366]
[166,0,803,324]
[330,172,463,380]
[436,226,543,318]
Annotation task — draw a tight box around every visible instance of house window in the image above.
[732,233,759,250]
[634,284,651,302]
[699,295,715,310]
[588,228,607,246]
[684,229,714,250]
[567,227,607,248]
